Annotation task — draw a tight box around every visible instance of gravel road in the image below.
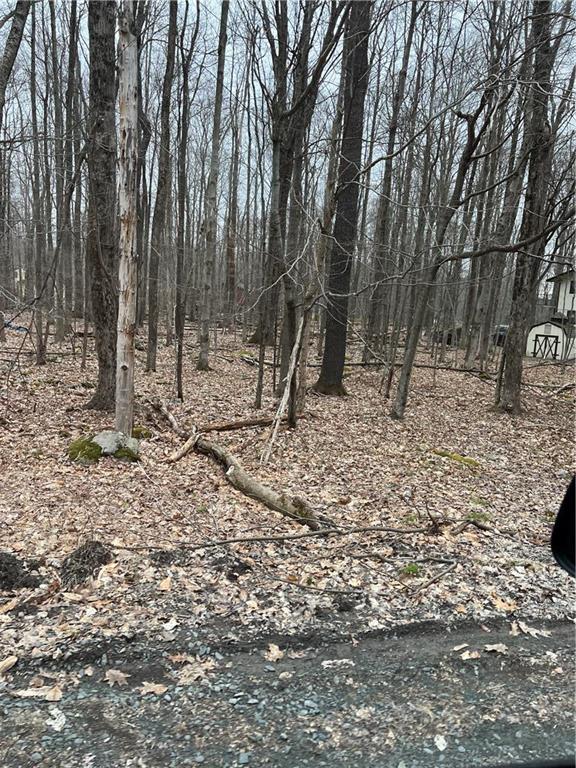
[1,619,574,768]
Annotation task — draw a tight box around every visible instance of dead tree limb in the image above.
[194,435,322,529]
[199,413,307,434]
[114,523,432,553]
[261,315,305,465]
[152,398,326,530]
[548,382,575,397]
[167,431,197,463]
[413,561,457,595]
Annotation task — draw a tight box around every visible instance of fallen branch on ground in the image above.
[199,413,308,434]
[261,315,305,465]
[166,416,310,463]
[195,435,324,530]
[114,523,432,553]
[152,399,327,530]
[413,561,457,595]
[548,382,575,397]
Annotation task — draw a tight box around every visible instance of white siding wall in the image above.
[557,277,575,315]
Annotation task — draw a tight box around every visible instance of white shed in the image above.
[526,320,575,360]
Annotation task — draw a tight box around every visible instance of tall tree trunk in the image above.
[224,104,240,330]
[363,1,419,357]
[197,0,229,370]
[115,2,139,435]
[30,4,46,363]
[146,1,177,371]
[85,0,118,410]
[175,0,199,399]
[49,1,66,342]
[496,0,555,413]
[314,1,372,395]
[0,0,30,331]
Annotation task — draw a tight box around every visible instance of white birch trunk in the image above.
[115,3,138,435]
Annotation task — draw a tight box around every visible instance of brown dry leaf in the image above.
[139,681,168,696]
[0,655,18,676]
[157,576,172,592]
[177,657,217,685]
[264,643,285,662]
[490,594,517,613]
[103,669,130,687]
[518,621,551,638]
[168,653,194,664]
[0,597,19,614]
[461,650,481,660]
[12,685,63,702]
[484,643,508,654]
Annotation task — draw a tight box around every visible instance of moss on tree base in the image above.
[132,425,152,439]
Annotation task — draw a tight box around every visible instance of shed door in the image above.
[533,333,559,359]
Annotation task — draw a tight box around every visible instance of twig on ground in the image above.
[112,524,432,554]
[412,561,457,595]
[264,575,363,596]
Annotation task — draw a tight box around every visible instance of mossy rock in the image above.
[432,449,480,468]
[68,435,102,464]
[132,425,152,440]
[113,445,139,462]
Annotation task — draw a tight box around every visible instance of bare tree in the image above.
[85,0,118,410]
[115,1,139,435]
[197,0,229,371]
[314,1,372,394]
[0,0,30,338]
[146,0,177,372]
[496,0,560,413]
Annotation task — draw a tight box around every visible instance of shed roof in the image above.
[529,320,567,333]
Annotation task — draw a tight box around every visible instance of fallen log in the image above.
[152,399,324,530]
[166,414,309,462]
[194,435,321,530]
[198,413,306,434]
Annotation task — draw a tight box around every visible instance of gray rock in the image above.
[92,430,139,459]
[92,430,124,455]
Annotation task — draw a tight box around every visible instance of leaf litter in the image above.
[0,335,573,686]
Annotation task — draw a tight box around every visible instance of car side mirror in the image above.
[551,477,575,577]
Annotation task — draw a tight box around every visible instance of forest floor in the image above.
[0,325,574,692]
